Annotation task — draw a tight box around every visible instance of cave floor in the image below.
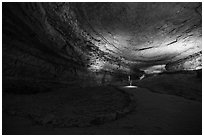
[3,87,201,135]
[2,74,202,135]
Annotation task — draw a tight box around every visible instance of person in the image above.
[128,75,132,86]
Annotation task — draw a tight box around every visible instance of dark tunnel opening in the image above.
[2,2,202,135]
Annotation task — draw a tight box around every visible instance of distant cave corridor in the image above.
[2,2,202,135]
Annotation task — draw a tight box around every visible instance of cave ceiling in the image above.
[3,2,202,74]
[73,2,202,72]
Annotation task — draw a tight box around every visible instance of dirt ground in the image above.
[2,73,202,135]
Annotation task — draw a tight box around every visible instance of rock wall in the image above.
[2,3,118,93]
[165,51,202,71]
[2,2,202,93]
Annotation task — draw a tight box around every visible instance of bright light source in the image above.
[123,85,138,88]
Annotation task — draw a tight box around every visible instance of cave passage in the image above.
[2,2,202,135]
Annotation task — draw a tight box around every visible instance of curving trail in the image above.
[3,86,201,135]
[104,87,202,135]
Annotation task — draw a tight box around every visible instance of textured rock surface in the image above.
[3,86,131,127]
[2,2,202,91]
[73,3,201,70]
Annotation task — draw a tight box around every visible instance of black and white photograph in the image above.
[2,1,202,135]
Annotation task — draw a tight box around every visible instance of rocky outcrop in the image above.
[165,51,202,71]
